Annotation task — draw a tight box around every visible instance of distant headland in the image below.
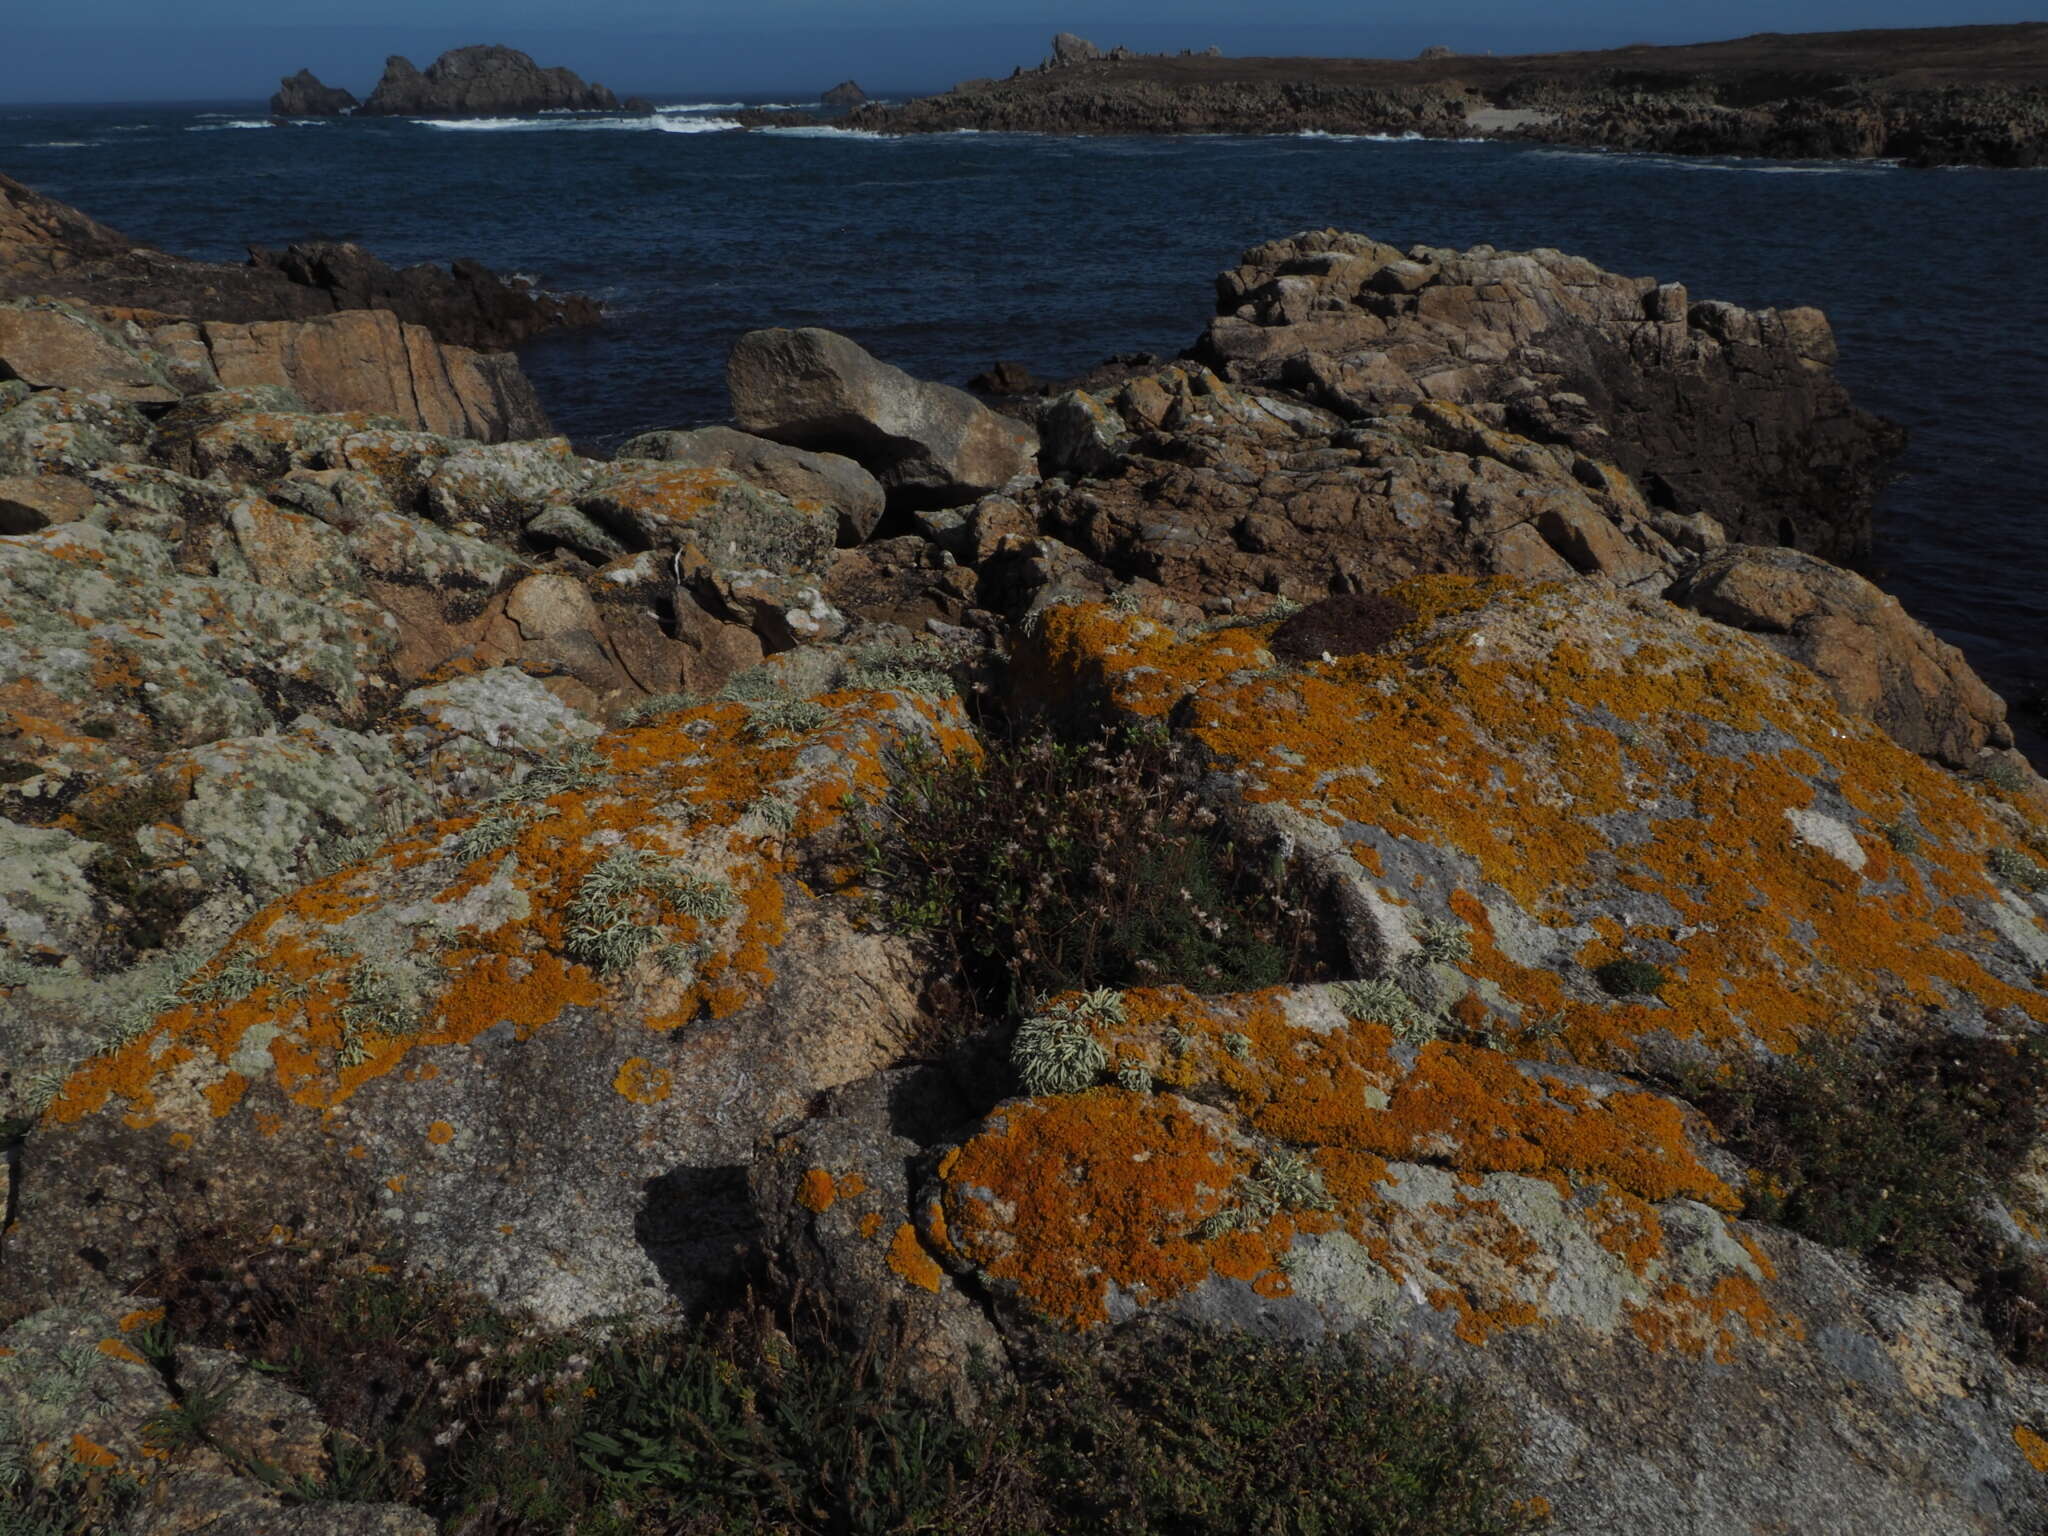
[839,23,2048,167]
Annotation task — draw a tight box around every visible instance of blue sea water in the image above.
[5,100,2046,729]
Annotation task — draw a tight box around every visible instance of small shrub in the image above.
[856,725,1338,1015]
[1879,820,1922,856]
[1981,758,2030,794]
[1689,1030,2048,1355]
[1419,918,1474,965]
[1012,1324,1545,1535]
[1593,958,1667,997]
[1267,592,1419,663]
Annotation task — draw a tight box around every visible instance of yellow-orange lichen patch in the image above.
[859,1211,884,1240]
[939,1088,1266,1329]
[2016,1424,2048,1473]
[96,1338,146,1366]
[798,1168,838,1213]
[118,1308,164,1333]
[612,1057,672,1106]
[69,1435,118,1469]
[425,1120,455,1146]
[887,1223,945,1293]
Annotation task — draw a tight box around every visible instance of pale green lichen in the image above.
[742,698,833,742]
[451,807,532,864]
[486,742,605,809]
[1115,1064,1154,1094]
[1334,977,1438,1046]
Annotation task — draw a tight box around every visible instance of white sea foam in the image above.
[1293,129,1427,143]
[28,140,92,149]
[415,114,739,133]
[186,119,272,131]
[760,124,889,140]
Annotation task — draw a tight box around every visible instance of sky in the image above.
[3,3,2044,104]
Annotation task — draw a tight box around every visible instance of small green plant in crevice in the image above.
[141,1365,239,1455]
[0,1460,144,1536]
[1685,1029,2048,1362]
[563,846,736,978]
[1010,1323,1546,1536]
[1593,958,1668,998]
[1418,918,1474,966]
[1879,819,1922,856]
[1198,1150,1336,1239]
[618,690,702,727]
[1989,845,2048,893]
[1335,977,1438,1045]
[484,742,606,810]
[450,806,536,864]
[842,643,958,699]
[1980,757,2030,794]
[742,697,834,742]
[1012,991,1118,1095]
[334,958,427,1067]
[856,724,1340,1017]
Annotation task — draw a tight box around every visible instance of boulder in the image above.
[728,327,1038,508]
[1050,33,1104,66]
[0,470,93,532]
[617,424,887,542]
[1667,544,2014,768]
[0,299,178,403]
[576,465,840,574]
[359,46,620,117]
[269,68,360,117]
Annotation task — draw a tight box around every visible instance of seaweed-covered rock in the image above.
[8,689,971,1324]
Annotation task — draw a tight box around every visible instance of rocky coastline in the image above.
[843,24,2048,167]
[6,169,2048,1533]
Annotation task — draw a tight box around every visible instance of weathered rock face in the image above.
[359,46,620,117]
[158,308,550,441]
[1050,33,1105,66]
[269,68,360,117]
[729,327,1039,509]
[1668,544,2014,769]
[0,299,179,404]
[1197,230,1904,559]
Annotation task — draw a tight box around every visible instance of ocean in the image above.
[5,99,2046,733]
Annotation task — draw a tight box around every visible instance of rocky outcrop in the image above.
[268,68,359,117]
[821,80,868,107]
[1196,230,1902,559]
[729,327,1039,508]
[1667,544,2015,769]
[358,46,620,117]
[1050,33,1104,67]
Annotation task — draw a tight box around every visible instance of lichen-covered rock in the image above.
[1018,581,2048,1070]
[425,436,592,533]
[577,465,839,575]
[618,425,889,544]
[391,666,602,801]
[0,1300,432,1536]
[0,524,399,769]
[0,387,154,477]
[1668,543,2014,769]
[0,298,179,403]
[752,1071,1008,1411]
[8,689,972,1324]
[0,817,103,965]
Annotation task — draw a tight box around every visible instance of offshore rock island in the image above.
[269,44,621,119]
[3,159,2048,1533]
[845,23,2048,166]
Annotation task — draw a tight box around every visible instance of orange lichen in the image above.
[886,1223,945,1293]
[2016,1424,2048,1473]
[425,1120,455,1146]
[859,1211,884,1240]
[69,1435,118,1469]
[612,1057,673,1106]
[940,1088,1266,1328]
[96,1338,146,1366]
[118,1308,164,1333]
[798,1168,839,1213]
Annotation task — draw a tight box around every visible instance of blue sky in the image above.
[4,4,2043,103]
